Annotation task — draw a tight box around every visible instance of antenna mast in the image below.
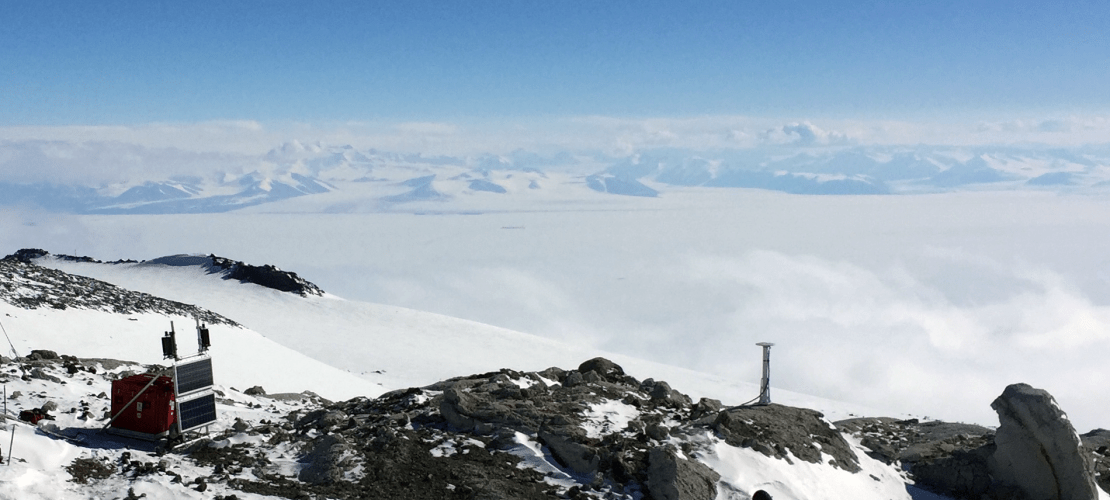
[756,342,774,405]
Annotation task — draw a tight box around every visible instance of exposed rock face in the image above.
[990,383,1099,500]
[645,447,720,500]
[210,255,325,296]
[715,404,861,473]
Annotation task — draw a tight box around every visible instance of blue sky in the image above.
[3,1,1109,126]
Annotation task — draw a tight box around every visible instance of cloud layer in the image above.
[4,112,1110,186]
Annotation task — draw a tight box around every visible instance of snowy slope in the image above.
[0,305,379,403]
[33,255,891,422]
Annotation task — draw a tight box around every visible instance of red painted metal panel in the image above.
[110,374,176,435]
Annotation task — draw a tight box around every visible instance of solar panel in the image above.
[175,357,214,395]
[178,394,217,431]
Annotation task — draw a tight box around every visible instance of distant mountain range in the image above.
[3,142,1109,214]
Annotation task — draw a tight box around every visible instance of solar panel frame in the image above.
[175,357,214,395]
[177,393,217,432]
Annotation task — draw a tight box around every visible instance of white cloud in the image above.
[674,250,1110,429]
[760,121,852,146]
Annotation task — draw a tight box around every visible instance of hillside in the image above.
[26,251,884,420]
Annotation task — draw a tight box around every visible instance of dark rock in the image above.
[564,371,585,387]
[645,446,720,500]
[690,398,723,420]
[648,380,691,409]
[989,383,1099,500]
[29,349,59,360]
[244,386,266,396]
[577,357,625,382]
[646,423,670,441]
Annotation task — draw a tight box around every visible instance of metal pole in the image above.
[0,319,18,360]
[6,416,12,466]
[756,342,774,405]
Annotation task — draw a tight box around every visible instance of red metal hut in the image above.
[108,374,177,439]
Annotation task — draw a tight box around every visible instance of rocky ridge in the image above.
[0,251,235,326]
[5,346,1109,500]
[4,248,324,298]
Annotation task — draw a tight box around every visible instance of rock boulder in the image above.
[645,446,720,500]
[989,383,1098,500]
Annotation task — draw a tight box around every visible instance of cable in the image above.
[0,320,17,360]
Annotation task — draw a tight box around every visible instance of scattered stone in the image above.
[298,434,354,484]
[65,457,116,484]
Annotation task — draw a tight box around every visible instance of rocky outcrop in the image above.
[839,384,1107,500]
[2,248,49,264]
[990,383,1099,500]
[209,255,325,296]
[715,404,861,472]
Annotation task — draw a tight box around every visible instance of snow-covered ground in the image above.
[31,254,893,422]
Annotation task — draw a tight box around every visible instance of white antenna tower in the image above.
[756,342,774,405]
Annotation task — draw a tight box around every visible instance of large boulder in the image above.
[578,357,625,382]
[989,383,1099,500]
[645,446,720,500]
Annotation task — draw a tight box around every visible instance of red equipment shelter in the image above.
[109,373,177,439]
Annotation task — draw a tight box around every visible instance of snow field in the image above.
[36,257,894,422]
